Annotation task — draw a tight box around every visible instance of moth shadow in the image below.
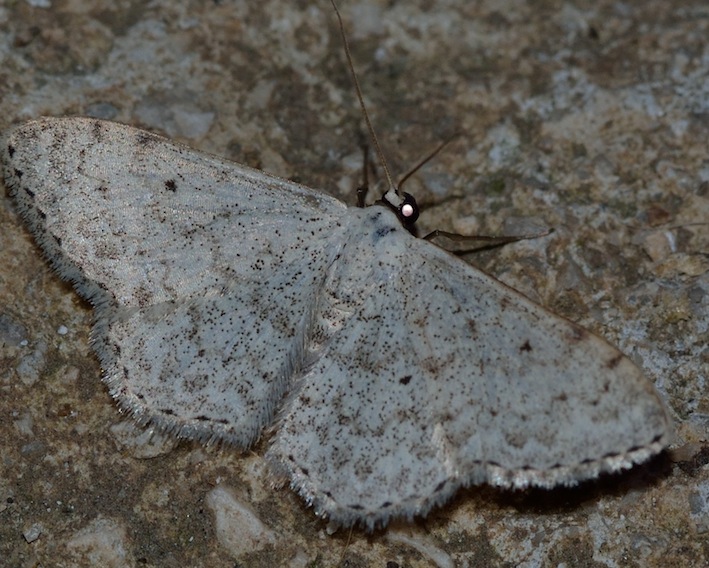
[431,450,673,524]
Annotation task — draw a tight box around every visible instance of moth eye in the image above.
[400,192,419,224]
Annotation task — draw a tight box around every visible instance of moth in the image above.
[1,3,671,530]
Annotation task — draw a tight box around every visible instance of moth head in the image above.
[380,188,419,228]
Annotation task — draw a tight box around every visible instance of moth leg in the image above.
[424,227,554,254]
[356,140,378,208]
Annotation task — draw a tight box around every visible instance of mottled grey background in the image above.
[0,1,707,567]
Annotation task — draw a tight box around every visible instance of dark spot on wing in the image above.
[567,325,588,342]
[194,415,228,424]
[91,120,104,141]
[466,319,477,336]
[136,131,159,147]
[375,226,395,239]
[7,143,15,158]
[605,354,623,370]
[399,375,412,385]
[165,179,177,192]
[520,340,532,352]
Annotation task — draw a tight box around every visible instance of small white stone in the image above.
[66,517,133,568]
[205,485,276,558]
[23,523,42,543]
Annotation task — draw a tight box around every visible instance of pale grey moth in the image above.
[2,117,672,529]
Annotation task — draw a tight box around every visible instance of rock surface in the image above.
[0,1,706,566]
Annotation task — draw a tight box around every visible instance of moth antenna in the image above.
[329,0,400,207]
[397,133,459,191]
